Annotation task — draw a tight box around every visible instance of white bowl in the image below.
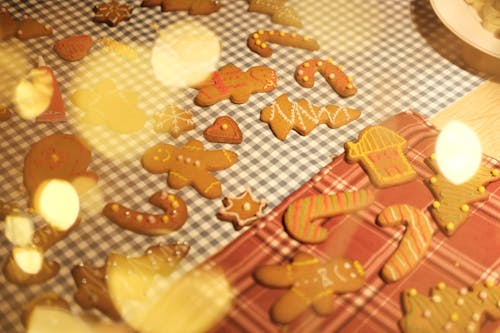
[430,0,500,59]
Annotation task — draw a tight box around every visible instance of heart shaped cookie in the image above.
[204,116,243,144]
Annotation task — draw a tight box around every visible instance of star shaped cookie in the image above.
[153,105,195,138]
[142,139,238,199]
[94,1,133,27]
[217,188,267,230]
[70,79,146,134]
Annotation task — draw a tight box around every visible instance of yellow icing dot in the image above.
[450,313,459,322]
[153,156,159,161]
[221,123,228,130]
[50,153,59,163]
[338,65,344,71]
[255,40,261,46]
[167,194,175,202]
[258,29,264,34]
[348,76,353,82]
[430,177,437,184]
[291,33,297,38]
[431,153,436,160]
[261,42,267,49]
[477,186,485,193]
[111,203,120,212]
[327,58,333,63]
[460,204,469,212]
[172,201,180,209]
[161,215,169,223]
[492,169,499,176]
[304,36,310,41]
[409,288,417,296]
[485,279,494,288]
[304,62,310,68]
[347,83,353,89]
[438,282,446,290]
[432,201,440,209]
[253,33,259,39]
[303,76,309,82]
[446,222,455,232]
[279,31,285,36]
[269,30,274,35]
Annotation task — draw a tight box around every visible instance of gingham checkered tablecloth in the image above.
[0,0,491,332]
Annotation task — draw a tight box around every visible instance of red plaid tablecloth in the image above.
[199,111,500,333]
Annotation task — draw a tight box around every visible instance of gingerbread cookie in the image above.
[203,115,243,144]
[345,125,417,188]
[142,139,238,199]
[71,265,121,320]
[295,58,357,97]
[425,154,500,236]
[141,0,221,15]
[194,64,277,106]
[248,0,302,27]
[153,105,195,138]
[247,30,319,58]
[248,0,285,14]
[70,79,146,133]
[93,1,133,27]
[35,63,66,123]
[0,8,19,41]
[261,94,361,141]
[400,281,500,333]
[102,191,188,236]
[21,293,70,327]
[16,16,52,40]
[217,188,267,230]
[254,252,365,324]
[3,249,59,286]
[377,204,435,283]
[283,189,375,243]
[23,133,97,203]
[0,105,12,121]
[53,35,93,62]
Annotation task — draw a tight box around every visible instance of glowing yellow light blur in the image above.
[435,121,482,185]
[33,179,80,231]
[0,44,29,105]
[14,65,54,120]
[27,306,95,333]
[12,246,43,275]
[151,20,221,88]
[5,213,34,247]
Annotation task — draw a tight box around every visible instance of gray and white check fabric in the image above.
[0,0,486,332]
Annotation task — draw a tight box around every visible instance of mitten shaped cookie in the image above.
[254,252,365,324]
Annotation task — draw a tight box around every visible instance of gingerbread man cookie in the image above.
[194,64,277,106]
[295,58,357,97]
[425,154,500,236]
[93,1,133,27]
[247,30,319,58]
[345,125,417,188]
[203,115,243,144]
[153,105,195,138]
[141,0,221,15]
[217,188,267,230]
[400,281,500,333]
[284,189,375,243]
[254,252,365,324]
[142,139,238,199]
[102,191,188,236]
[377,204,435,283]
[261,94,361,141]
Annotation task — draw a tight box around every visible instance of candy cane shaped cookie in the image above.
[377,204,435,283]
[103,191,188,236]
[284,189,375,243]
[247,30,319,58]
[295,58,357,97]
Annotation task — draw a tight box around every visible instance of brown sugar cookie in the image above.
[425,154,500,236]
[142,139,238,199]
[194,64,277,106]
[295,58,357,97]
[261,94,360,141]
[141,0,221,15]
[345,125,417,188]
[16,16,52,40]
[53,35,93,62]
[23,133,97,204]
[153,105,195,138]
[3,250,60,286]
[254,252,365,324]
[93,1,133,27]
[203,115,243,144]
[247,30,319,58]
[102,191,188,236]
[217,188,267,230]
[0,7,19,41]
[400,281,500,333]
